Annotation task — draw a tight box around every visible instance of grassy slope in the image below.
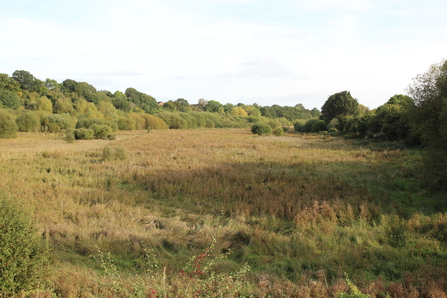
[1,129,447,297]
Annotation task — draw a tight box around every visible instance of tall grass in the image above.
[0,129,446,297]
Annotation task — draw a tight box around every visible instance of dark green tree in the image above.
[12,70,45,94]
[407,59,447,189]
[321,91,359,125]
[0,89,22,109]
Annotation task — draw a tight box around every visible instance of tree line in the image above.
[0,70,319,139]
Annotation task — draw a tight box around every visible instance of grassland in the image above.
[1,129,447,297]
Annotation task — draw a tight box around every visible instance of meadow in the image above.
[1,128,447,297]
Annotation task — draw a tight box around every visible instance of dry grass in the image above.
[1,129,446,297]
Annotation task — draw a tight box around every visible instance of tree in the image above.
[251,122,272,136]
[12,70,45,94]
[321,91,359,125]
[407,59,447,189]
[204,100,224,113]
[0,89,21,109]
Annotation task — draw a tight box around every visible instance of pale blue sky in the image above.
[1,0,446,109]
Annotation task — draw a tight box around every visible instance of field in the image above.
[1,129,447,297]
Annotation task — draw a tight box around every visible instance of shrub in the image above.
[0,109,18,138]
[141,114,168,130]
[16,110,40,132]
[157,112,187,129]
[251,122,272,136]
[74,128,94,140]
[117,117,136,130]
[293,119,306,132]
[0,194,49,295]
[90,124,114,139]
[273,127,285,136]
[64,130,75,143]
[311,120,328,133]
[42,113,75,132]
[179,112,198,129]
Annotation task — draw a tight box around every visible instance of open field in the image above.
[1,129,447,297]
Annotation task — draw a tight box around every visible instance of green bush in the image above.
[0,109,18,138]
[251,122,272,136]
[311,120,328,133]
[74,128,94,140]
[16,110,40,132]
[64,130,75,143]
[117,117,136,130]
[42,113,74,132]
[273,127,285,136]
[157,112,187,129]
[90,124,114,139]
[141,114,168,130]
[0,194,49,295]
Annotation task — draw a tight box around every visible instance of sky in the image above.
[1,0,446,110]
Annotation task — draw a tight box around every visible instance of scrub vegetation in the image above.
[1,59,447,297]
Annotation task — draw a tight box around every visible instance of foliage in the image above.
[157,112,187,129]
[64,130,75,143]
[251,122,272,136]
[42,113,75,132]
[0,89,21,109]
[273,127,285,136]
[311,119,328,133]
[91,124,115,139]
[141,114,168,130]
[16,110,40,132]
[74,128,94,140]
[0,109,18,138]
[0,194,49,295]
[337,275,370,298]
[321,91,359,125]
[117,117,136,130]
[407,59,447,189]
[204,100,224,114]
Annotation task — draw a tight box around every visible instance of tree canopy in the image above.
[321,91,359,124]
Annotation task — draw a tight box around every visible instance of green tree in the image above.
[407,59,447,189]
[12,70,45,94]
[204,100,224,114]
[0,89,22,109]
[311,120,327,132]
[321,91,359,125]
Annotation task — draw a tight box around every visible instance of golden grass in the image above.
[1,129,446,297]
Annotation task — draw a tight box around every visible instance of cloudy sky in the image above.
[1,0,446,109]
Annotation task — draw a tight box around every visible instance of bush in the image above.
[141,114,168,130]
[157,112,187,129]
[42,113,74,132]
[64,130,75,143]
[273,127,285,136]
[90,124,114,139]
[16,110,40,132]
[251,122,272,136]
[0,109,18,138]
[74,128,94,140]
[0,194,49,295]
[311,120,328,133]
[117,117,136,130]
